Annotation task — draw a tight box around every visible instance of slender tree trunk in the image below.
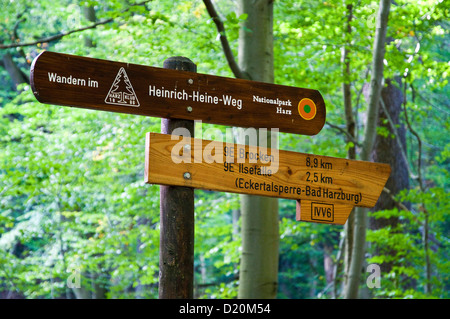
[340,2,356,297]
[345,0,391,299]
[237,0,279,299]
[405,86,432,293]
[323,243,335,294]
[83,5,97,48]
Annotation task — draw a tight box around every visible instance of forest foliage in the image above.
[0,0,448,299]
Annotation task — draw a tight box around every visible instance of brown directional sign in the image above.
[30,51,326,135]
[145,133,391,225]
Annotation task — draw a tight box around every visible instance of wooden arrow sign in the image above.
[30,51,326,135]
[145,133,391,225]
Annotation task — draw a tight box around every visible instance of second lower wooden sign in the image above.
[145,133,391,225]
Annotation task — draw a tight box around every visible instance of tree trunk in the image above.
[2,53,28,90]
[345,0,391,299]
[341,2,356,297]
[237,0,279,299]
[371,77,410,272]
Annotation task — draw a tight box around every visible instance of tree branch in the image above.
[326,122,362,147]
[0,19,113,50]
[0,1,152,50]
[403,84,425,191]
[202,0,249,79]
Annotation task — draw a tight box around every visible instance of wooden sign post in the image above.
[31,51,326,136]
[145,133,391,225]
[159,57,196,299]
[30,51,391,299]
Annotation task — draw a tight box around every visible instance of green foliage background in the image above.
[0,0,448,299]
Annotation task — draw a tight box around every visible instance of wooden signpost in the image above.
[158,56,196,299]
[31,51,326,136]
[145,133,391,225]
[30,51,391,298]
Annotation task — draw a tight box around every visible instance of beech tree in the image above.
[344,0,391,299]
[236,0,279,299]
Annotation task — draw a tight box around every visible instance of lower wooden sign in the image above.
[145,133,391,225]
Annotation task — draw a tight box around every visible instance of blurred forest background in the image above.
[0,0,448,299]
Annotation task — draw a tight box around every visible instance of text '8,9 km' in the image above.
[30,51,326,135]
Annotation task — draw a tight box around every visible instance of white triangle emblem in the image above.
[105,67,140,107]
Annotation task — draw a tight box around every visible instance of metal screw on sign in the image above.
[183,172,191,180]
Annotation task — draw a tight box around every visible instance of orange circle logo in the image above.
[298,98,317,120]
